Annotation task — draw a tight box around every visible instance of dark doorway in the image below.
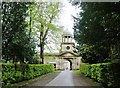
[66,59,72,70]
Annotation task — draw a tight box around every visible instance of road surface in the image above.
[24,70,100,87]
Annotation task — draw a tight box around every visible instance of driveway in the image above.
[23,70,100,87]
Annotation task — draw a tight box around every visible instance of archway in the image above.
[64,59,72,70]
[67,59,72,70]
[64,61,70,70]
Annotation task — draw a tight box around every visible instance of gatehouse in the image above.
[44,31,81,70]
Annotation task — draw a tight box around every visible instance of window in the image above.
[65,36,67,38]
[68,36,70,38]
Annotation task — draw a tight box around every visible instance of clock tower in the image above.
[58,30,80,70]
[60,31,75,53]
[44,30,81,70]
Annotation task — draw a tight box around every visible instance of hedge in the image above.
[2,63,54,87]
[80,62,120,87]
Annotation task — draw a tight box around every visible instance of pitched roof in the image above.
[59,51,79,57]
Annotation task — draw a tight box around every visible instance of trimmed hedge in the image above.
[80,62,120,87]
[2,63,54,87]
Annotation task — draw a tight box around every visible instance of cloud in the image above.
[58,0,79,34]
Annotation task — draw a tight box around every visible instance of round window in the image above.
[66,46,70,50]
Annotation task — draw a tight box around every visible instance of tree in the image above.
[79,44,109,64]
[2,2,36,63]
[29,2,62,64]
[72,2,120,63]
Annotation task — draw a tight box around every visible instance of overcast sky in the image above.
[44,1,79,53]
[58,0,79,34]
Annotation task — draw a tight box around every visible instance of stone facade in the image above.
[44,31,81,70]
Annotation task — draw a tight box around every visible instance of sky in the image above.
[58,0,79,34]
[44,1,79,53]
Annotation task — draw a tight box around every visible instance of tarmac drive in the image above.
[24,70,100,87]
[46,70,99,87]
[46,70,74,86]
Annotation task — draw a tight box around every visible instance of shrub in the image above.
[2,63,54,87]
[80,62,120,88]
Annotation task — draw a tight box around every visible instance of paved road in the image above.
[25,72,60,86]
[46,70,74,86]
[46,70,99,87]
[24,70,100,87]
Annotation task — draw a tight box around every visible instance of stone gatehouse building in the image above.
[44,31,81,70]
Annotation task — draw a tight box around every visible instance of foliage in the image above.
[2,2,63,64]
[79,44,109,64]
[72,2,120,63]
[2,2,36,63]
[80,62,120,87]
[2,63,54,88]
[29,2,62,64]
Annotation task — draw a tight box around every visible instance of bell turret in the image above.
[60,29,75,53]
[62,30,74,43]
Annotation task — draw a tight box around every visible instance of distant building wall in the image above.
[44,55,82,70]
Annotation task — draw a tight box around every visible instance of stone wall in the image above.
[44,55,82,70]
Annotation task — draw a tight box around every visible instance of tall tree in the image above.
[2,2,36,63]
[72,2,120,63]
[30,2,62,64]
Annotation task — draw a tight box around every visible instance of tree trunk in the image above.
[40,24,44,64]
[29,8,32,38]
[40,43,44,64]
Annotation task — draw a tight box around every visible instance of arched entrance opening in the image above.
[64,61,70,70]
[67,59,72,70]
[64,59,72,70]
